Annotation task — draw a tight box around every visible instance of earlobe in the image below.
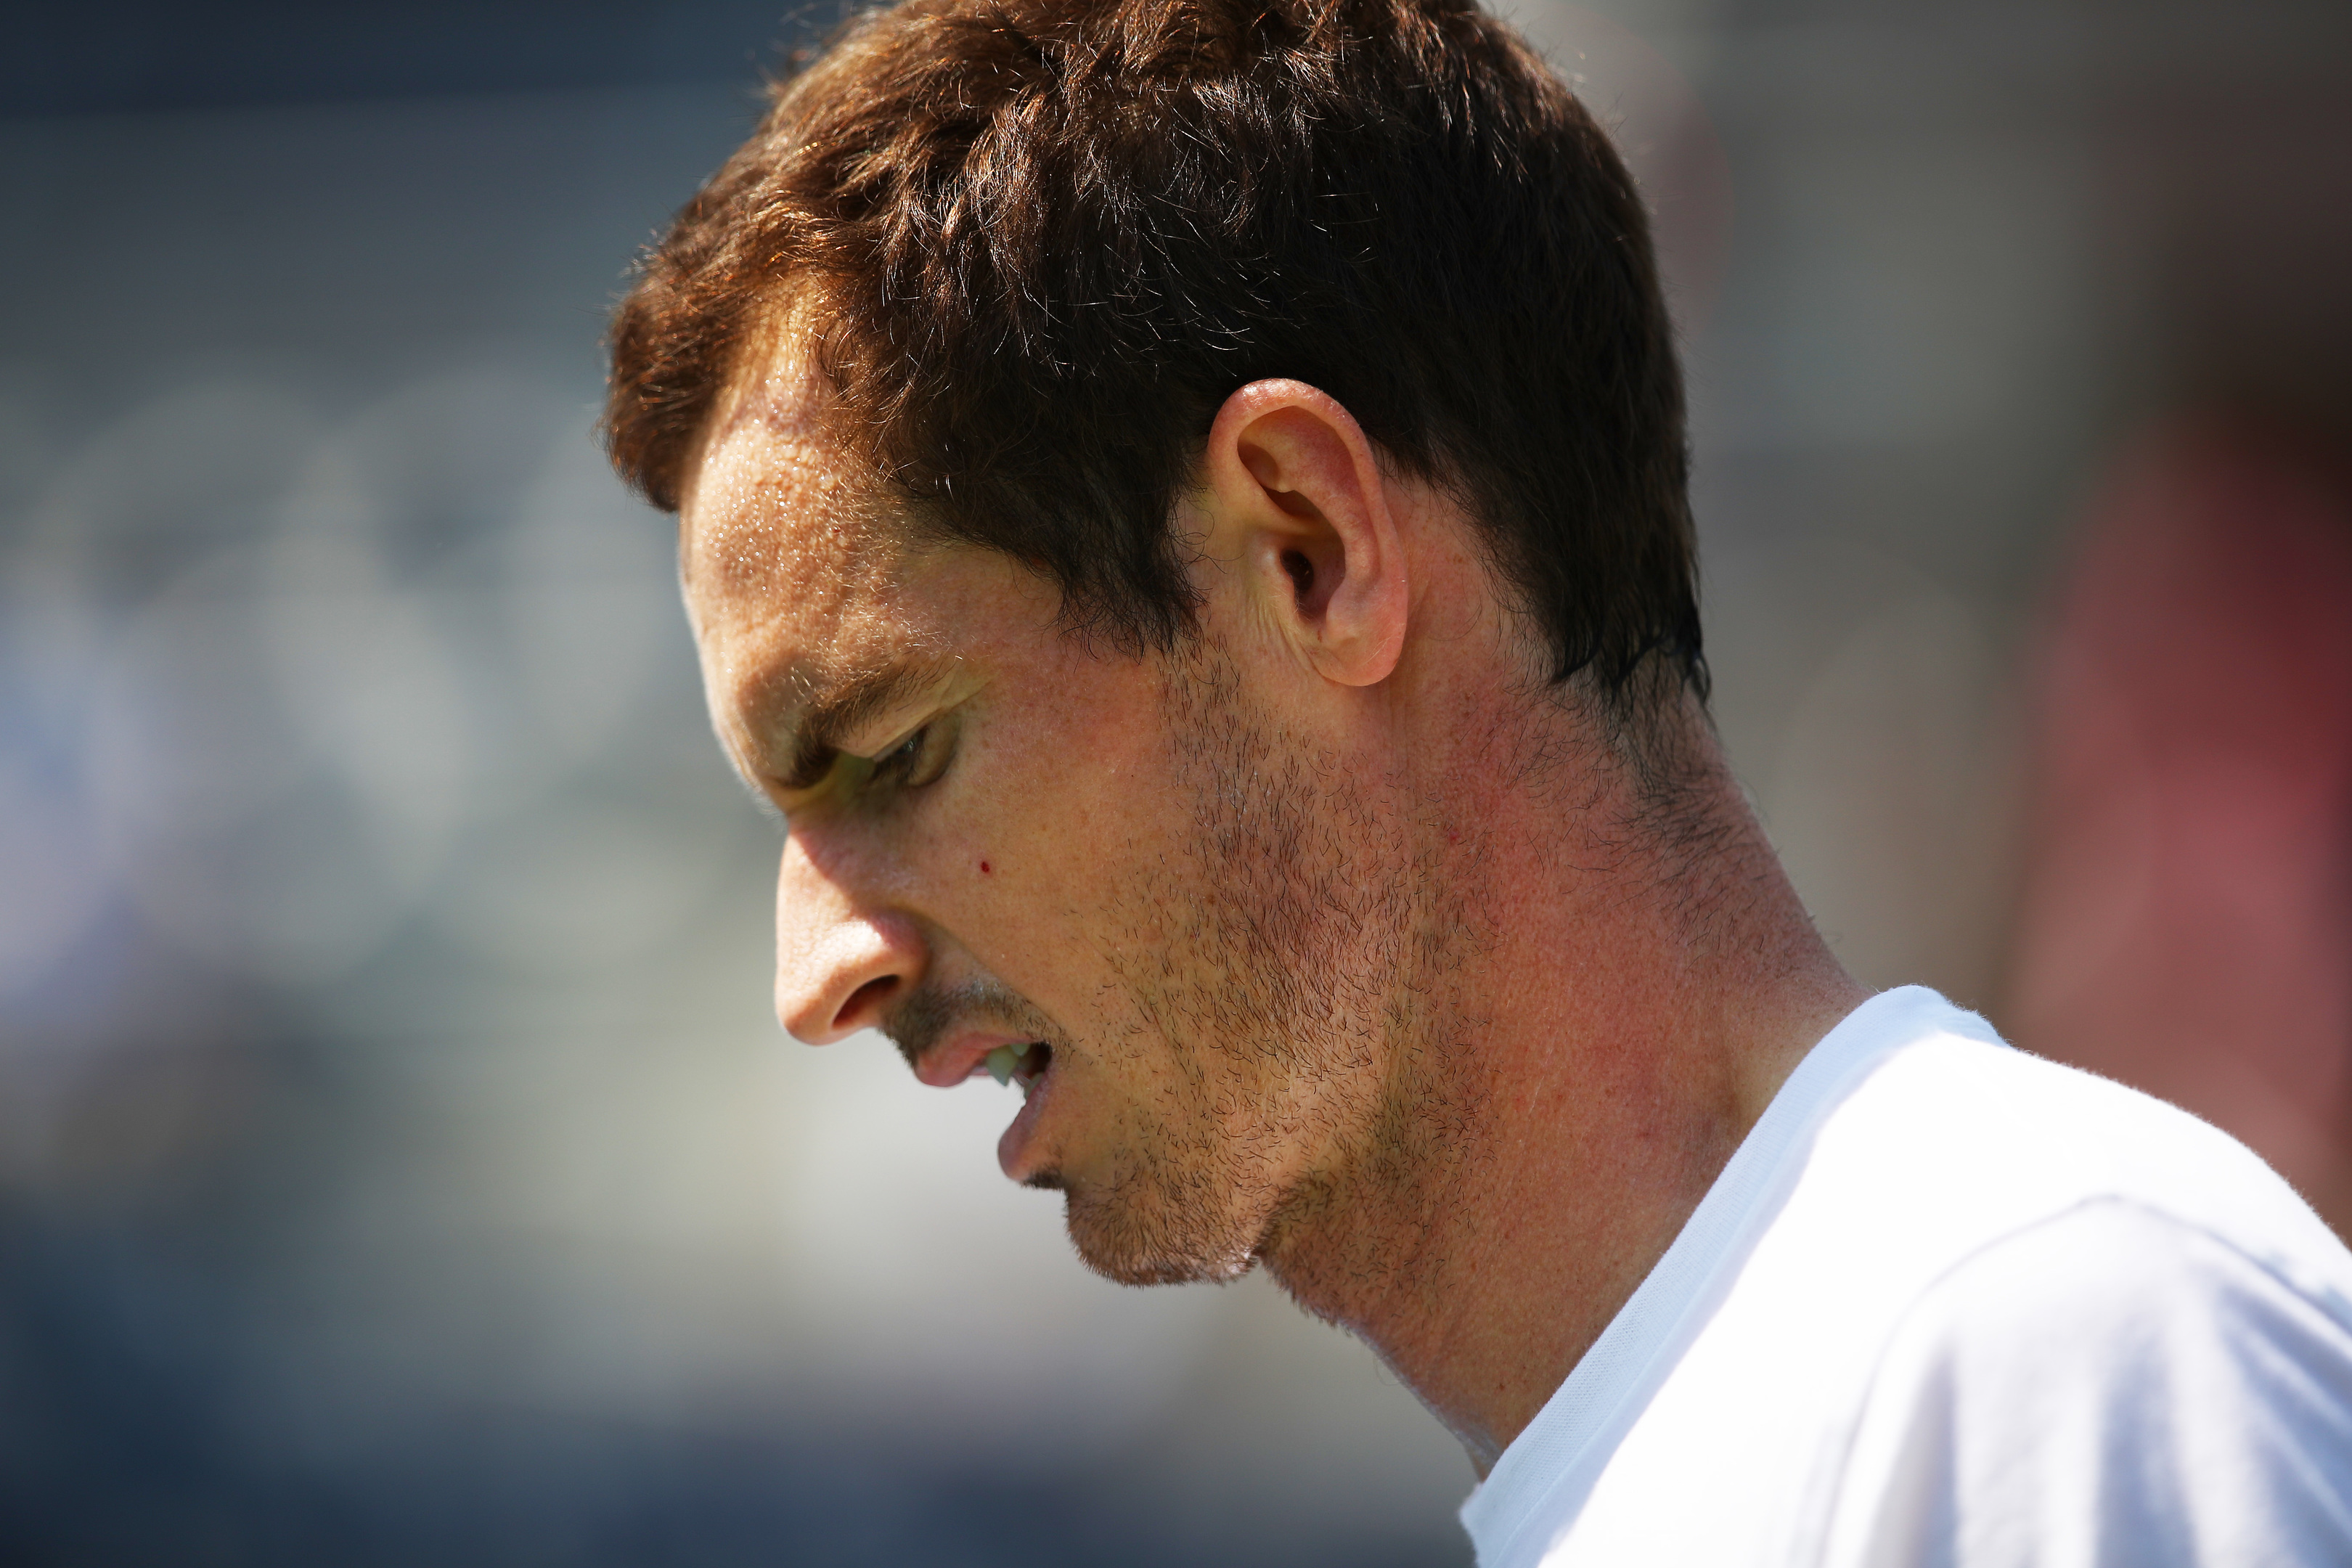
[1202,380,1408,688]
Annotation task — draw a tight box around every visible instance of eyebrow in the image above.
[773,656,950,793]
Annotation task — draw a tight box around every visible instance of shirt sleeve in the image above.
[1816,1198,2352,1568]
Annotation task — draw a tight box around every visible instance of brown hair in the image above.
[605,0,1706,706]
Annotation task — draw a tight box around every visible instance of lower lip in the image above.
[997,1066,1053,1179]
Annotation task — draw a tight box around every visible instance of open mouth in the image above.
[982,1040,1053,1098]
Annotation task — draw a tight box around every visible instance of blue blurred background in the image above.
[3,1,2348,1561]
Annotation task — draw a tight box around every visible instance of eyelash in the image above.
[858,717,953,798]
[870,726,929,784]
[771,715,955,814]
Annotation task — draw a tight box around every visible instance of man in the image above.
[603,0,2352,1561]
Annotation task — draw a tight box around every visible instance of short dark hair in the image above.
[605,0,1706,707]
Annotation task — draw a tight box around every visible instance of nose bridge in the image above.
[773,822,923,1045]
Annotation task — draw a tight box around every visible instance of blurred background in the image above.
[1,0,2347,1561]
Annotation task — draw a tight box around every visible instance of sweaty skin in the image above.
[680,330,1866,1471]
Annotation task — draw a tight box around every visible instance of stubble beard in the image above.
[1061,639,1476,1290]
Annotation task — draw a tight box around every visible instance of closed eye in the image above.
[865,717,955,793]
[779,716,955,810]
[764,702,963,814]
[870,725,928,783]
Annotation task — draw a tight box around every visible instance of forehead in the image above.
[677,330,921,698]
[675,325,1079,779]
[683,327,894,605]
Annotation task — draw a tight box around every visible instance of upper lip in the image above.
[911,1029,1041,1089]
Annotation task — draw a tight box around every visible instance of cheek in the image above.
[1013,685,1175,877]
[931,663,1181,971]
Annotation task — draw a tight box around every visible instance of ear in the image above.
[1194,380,1408,687]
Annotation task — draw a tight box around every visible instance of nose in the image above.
[772,830,926,1045]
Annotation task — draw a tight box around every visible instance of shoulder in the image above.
[1818,1029,2349,1284]
[1876,1199,2352,1410]
[1487,999,2352,1568]
[1819,1199,2352,1567]
[1775,1020,2352,1561]
[1801,1028,2352,1392]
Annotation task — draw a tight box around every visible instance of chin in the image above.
[1058,1180,1266,1288]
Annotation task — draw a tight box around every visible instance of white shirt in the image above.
[1460,987,2352,1567]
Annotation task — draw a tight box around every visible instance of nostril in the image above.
[838,975,898,1032]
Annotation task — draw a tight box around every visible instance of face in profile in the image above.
[680,356,1466,1286]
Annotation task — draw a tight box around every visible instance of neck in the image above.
[1258,710,1866,1473]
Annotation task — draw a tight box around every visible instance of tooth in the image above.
[984,1045,1019,1086]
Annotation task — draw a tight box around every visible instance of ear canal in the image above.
[1282,550,1316,602]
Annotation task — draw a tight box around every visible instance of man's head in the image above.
[609,0,1702,707]
[608,0,1714,1288]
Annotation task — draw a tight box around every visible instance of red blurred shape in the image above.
[2010,417,2352,1231]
